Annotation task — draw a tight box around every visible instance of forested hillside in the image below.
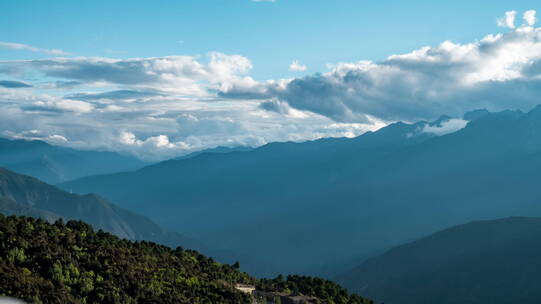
[0,214,372,304]
[0,167,203,251]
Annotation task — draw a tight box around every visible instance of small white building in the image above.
[235,283,256,294]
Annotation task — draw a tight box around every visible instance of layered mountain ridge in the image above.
[46,105,541,276]
[0,138,147,184]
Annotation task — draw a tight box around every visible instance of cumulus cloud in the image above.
[0,41,69,56]
[120,131,189,152]
[422,118,468,135]
[220,20,541,122]
[498,10,517,28]
[289,60,308,72]
[523,10,537,26]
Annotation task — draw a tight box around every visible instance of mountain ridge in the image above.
[0,167,212,255]
[336,216,541,304]
[60,105,541,276]
[0,138,148,184]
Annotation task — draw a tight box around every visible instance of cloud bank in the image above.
[1,53,255,97]
[1,10,540,160]
[222,11,541,122]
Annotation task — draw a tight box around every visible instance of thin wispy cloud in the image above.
[0,80,31,88]
[0,41,70,56]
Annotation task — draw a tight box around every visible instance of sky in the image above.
[1,1,541,160]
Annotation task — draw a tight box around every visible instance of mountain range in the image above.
[3,104,541,303]
[58,105,541,276]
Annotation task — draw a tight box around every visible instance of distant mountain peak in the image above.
[463,109,490,121]
[525,104,541,118]
[0,138,148,184]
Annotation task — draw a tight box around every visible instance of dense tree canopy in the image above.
[0,214,371,304]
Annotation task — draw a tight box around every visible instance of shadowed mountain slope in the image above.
[337,217,541,304]
[0,167,204,252]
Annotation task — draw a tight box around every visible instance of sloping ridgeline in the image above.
[0,167,208,255]
[337,217,541,304]
[0,214,373,304]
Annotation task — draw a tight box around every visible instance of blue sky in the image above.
[2,0,540,80]
[2,1,541,160]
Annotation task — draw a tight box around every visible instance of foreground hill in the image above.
[0,138,147,184]
[0,214,372,304]
[337,217,541,304]
[62,105,541,276]
[0,167,203,252]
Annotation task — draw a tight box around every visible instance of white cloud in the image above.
[221,20,541,122]
[497,10,517,29]
[23,98,94,114]
[523,10,537,26]
[3,130,68,144]
[258,99,309,118]
[422,118,468,135]
[120,131,188,149]
[0,53,254,97]
[0,41,69,56]
[289,60,308,72]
